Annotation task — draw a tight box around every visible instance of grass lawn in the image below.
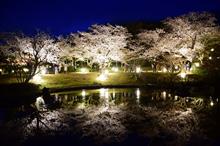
[35,72,146,88]
[0,72,204,89]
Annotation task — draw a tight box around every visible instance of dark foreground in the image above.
[0,88,220,146]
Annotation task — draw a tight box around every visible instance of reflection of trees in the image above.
[5,89,217,146]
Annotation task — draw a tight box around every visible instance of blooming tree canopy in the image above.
[163,12,218,62]
[136,12,219,71]
[5,32,60,82]
[69,24,131,70]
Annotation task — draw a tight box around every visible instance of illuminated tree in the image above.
[163,12,218,63]
[69,24,131,72]
[137,12,219,72]
[202,33,220,77]
[4,32,60,83]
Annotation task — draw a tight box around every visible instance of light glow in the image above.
[40,67,47,75]
[80,68,89,74]
[194,62,200,67]
[179,72,186,79]
[33,74,43,83]
[210,101,214,106]
[136,88,140,99]
[211,48,214,52]
[96,73,107,81]
[23,68,29,72]
[162,91,166,99]
[162,67,167,73]
[209,56,212,60]
[136,67,141,73]
[111,67,119,72]
[82,89,86,97]
[104,69,109,74]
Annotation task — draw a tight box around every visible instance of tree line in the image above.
[0,12,219,83]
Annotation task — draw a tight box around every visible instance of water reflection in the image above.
[1,88,220,146]
[136,88,140,99]
[35,96,46,111]
[49,89,219,110]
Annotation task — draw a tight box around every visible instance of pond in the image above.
[0,88,220,146]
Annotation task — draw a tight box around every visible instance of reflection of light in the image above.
[210,101,214,106]
[174,95,178,100]
[112,89,116,99]
[162,68,167,73]
[136,88,140,99]
[136,67,141,73]
[111,67,119,72]
[100,88,109,98]
[80,68,89,74]
[35,96,46,111]
[82,89,86,97]
[179,72,186,79]
[209,56,212,60]
[217,98,218,102]
[105,91,109,99]
[96,73,107,81]
[12,70,14,73]
[162,91,166,99]
[23,68,29,72]
[78,103,85,109]
[174,66,178,70]
[55,93,59,101]
[33,74,42,83]
[0,68,2,72]
[65,95,68,101]
[211,48,214,52]
[194,62,200,67]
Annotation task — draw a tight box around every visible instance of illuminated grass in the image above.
[0,72,204,89]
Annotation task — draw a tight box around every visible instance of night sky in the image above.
[0,0,220,35]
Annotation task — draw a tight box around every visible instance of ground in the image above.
[0,72,203,89]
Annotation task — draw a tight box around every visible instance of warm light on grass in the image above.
[32,74,43,83]
[104,69,109,74]
[40,68,47,74]
[96,73,107,81]
[162,67,167,73]
[111,67,119,72]
[80,68,89,74]
[136,67,141,73]
[179,72,186,79]
[194,62,200,67]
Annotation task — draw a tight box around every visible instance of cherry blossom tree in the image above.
[5,32,60,83]
[137,12,219,72]
[163,12,218,63]
[69,24,131,72]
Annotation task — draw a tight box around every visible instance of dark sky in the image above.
[0,0,220,35]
